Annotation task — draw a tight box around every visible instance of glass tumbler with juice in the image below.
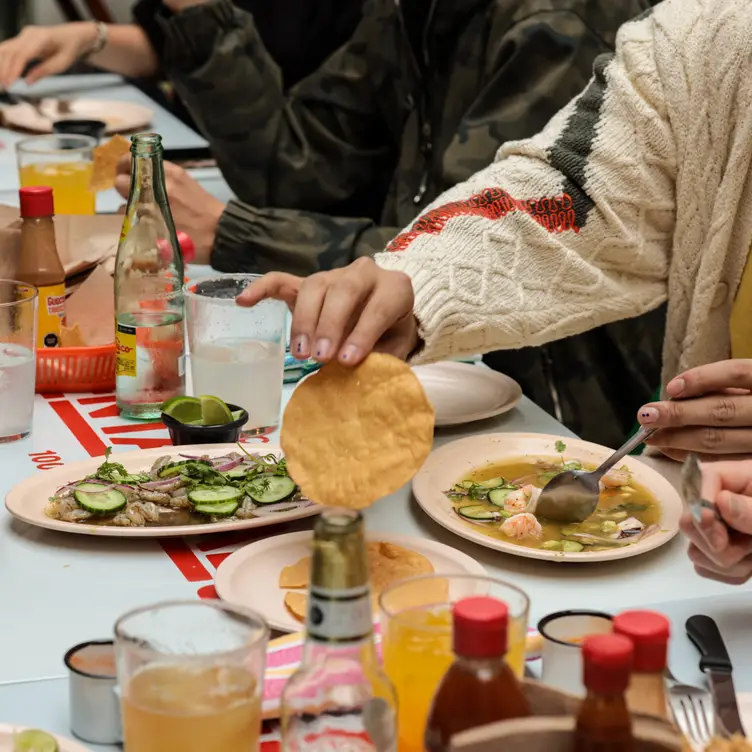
[379,574,529,752]
[115,600,269,752]
[16,134,96,215]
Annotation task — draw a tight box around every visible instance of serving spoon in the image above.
[535,425,657,523]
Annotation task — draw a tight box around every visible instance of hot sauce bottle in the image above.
[17,186,66,348]
[424,596,530,751]
[574,634,635,752]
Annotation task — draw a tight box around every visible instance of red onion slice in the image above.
[214,457,244,472]
[140,478,184,490]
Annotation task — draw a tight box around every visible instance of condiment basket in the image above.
[450,680,683,751]
[36,344,115,393]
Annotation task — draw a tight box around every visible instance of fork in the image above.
[665,668,715,750]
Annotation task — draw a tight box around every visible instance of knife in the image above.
[686,614,746,737]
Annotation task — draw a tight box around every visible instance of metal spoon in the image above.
[535,425,656,523]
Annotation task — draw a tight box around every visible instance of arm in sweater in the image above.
[376,13,678,364]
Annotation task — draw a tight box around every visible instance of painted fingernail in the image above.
[339,344,360,363]
[314,338,331,360]
[639,407,659,423]
[292,334,309,357]
[667,377,686,397]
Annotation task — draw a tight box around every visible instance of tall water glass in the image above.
[115,600,269,752]
[380,574,529,752]
[0,280,38,442]
[185,274,287,434]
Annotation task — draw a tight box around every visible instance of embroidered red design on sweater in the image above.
[386,187,579,252]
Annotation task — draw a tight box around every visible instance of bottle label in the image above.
[36,283,65,348]
[307,585,373,643]
[115,323,137,377]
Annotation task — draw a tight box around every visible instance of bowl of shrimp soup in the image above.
[412,433,682,562]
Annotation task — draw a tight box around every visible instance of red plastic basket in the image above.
[36,344,116,393]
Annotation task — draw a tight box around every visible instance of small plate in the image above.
[5,444,319,538]
[412,433,682,563]
[412,362,522,426]
[215,530,487,632]
[4,99,153,134]
[0,725,91,752]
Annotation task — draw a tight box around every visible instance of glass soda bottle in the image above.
[281,508,398,751]
[114,133,185,419]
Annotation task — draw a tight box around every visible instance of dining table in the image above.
[0,73,751,751]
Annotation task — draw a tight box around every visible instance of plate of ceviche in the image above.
[412,433,682,562]
[5,444,319,538]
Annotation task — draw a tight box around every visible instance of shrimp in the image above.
[600,467,632,490]
[45,496,92,523]
[500,512,543,540]
[504,485,542,514]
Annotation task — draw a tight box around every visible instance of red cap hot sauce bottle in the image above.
[612,610,671,720]
[575,633,635,752]
[16,186,66,348]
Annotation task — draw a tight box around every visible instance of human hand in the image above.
[636,360,752,461]
[0,23,97,88]
[680,459,752,584]
[236,258,420,365]
[115,157,224,264]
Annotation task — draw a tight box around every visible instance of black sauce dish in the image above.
[162,403,249,446]
[53,119,107,142]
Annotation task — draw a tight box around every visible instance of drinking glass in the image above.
[380,574,529,752]
[115,600,269,752]
[185,274,287,434]
[0,280,37,442]
[16,134,97,215]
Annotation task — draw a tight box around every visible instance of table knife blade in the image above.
[687,614,746,737]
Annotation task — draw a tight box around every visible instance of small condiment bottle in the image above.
[424,596,530,752]
[16,186,66,348]
[574,633,635,752]
[612,610,671,719]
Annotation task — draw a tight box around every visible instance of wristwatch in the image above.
[85,21,109,58]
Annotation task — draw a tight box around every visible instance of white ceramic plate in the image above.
[5,444,319,538]
[0,725,91,752]
[4,99,153,134]
[412,433,682,563]
[215,530,488,632]
[737,692,752,736]
[412,362,522,426]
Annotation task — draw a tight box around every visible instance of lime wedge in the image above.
[200,395,234,426]
[231,410,244,421]
[14,729,59,752]
[162,396,202,424]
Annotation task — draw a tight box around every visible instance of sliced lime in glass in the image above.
[200,395,233,426]
[162,396,202,424]
[14,729,59,752]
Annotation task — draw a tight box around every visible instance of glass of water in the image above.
[0,280,38,442]
[185,274,287,434]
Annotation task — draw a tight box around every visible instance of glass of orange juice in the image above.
[114,600,269,752]
[379,574,529,752]
[16,134,97,215]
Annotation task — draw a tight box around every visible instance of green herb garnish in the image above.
[94,447,130,482]
[555,440,567,453]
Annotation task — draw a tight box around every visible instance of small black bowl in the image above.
[162,403,249,446]
[53,119,107,142]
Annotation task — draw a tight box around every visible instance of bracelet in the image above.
[85,22,109,58]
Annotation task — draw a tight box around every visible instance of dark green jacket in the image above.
[162,0,654,276]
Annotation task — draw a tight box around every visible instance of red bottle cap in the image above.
[177,231,195,263]
[612,610,670,673]
[582,634,633,694]
[452,596,508,659]
[19,186,54,218]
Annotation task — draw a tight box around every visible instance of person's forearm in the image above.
[88,24,158,79]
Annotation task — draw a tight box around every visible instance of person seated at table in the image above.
[0,0,362,91]
[683,458,752,585]
[237,0,752,464]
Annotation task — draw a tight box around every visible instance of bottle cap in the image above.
[177,231,195,263]
[19,186,54,218]
[612,610,670,673]
[453,596,508,659]
[582,634,633,694]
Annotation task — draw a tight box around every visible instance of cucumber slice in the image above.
[456,505,500,521]
[158,460,210,478]
[561,540,584,553]
[187,486,243,505]
[459,480,474,489]
[245,474,296,504]
[488,488,515,507]
[194,500,240,517]
[74,484,127,514]
[222,465,250,480]
[478,477,505,489]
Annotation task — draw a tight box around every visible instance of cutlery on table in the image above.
[535,425,656,522]
[665,667,715,751]
[686,614,746,738]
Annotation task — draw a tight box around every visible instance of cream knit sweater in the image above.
[376,0,752,386]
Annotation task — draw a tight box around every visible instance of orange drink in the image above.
[16,135,96,215]
[380,575,529,752]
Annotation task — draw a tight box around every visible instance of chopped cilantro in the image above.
[555,440,567,453]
